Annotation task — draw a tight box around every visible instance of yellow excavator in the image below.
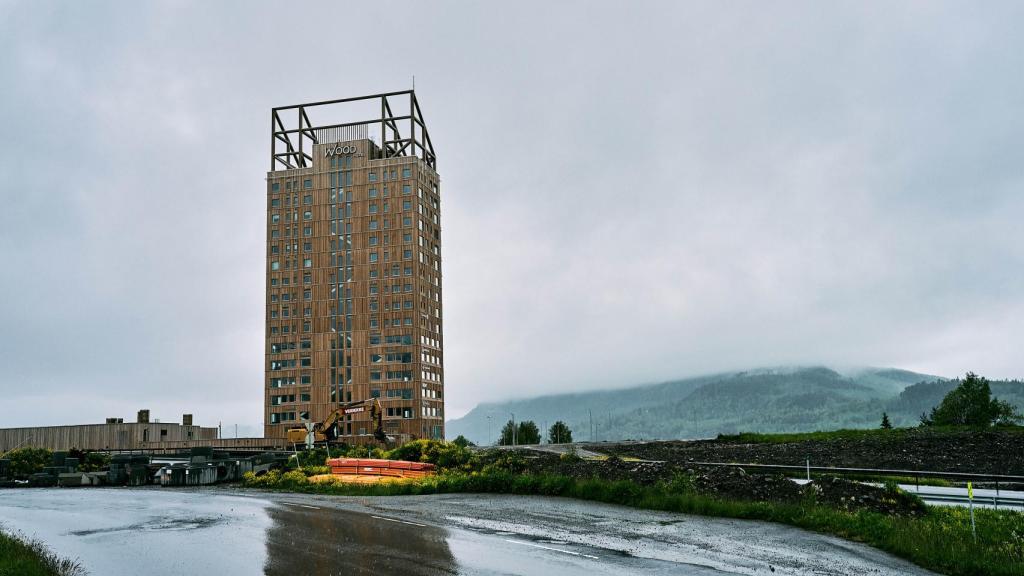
[286,398,389,448]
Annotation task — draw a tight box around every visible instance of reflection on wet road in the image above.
[264,503,456,575]
[0,488,935,575]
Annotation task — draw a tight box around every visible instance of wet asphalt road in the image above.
[0,487,935,575]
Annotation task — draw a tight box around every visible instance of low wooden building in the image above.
[0,412,219,452]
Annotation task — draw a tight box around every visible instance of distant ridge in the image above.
[445,366,1023,445]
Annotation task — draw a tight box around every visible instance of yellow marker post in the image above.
[967,482,977,541]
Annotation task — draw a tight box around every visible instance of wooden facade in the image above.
[265,106,445,442]
[0,423,218,452]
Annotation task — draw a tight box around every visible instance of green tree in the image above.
[880,413,892,429]
[451,435,475,448]
[498,420,517,445]
[928,372,1021,427]
[517,421,541,445]
[548,421,573,444]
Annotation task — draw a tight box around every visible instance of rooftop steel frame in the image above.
[270,90,436,172]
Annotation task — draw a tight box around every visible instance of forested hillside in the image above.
[446,367,1024,445]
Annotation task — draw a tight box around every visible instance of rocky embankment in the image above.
[481,451,926,516]
[594,429,1024,475]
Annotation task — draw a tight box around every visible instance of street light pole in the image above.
[511,412,516,446]
[487,415,492,446]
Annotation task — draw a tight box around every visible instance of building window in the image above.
[402,217,412,227]
[369,187,378,198]
[303,258,312,268]
[368,172,377,182]
[270,261,280,271]
[303,179,312,189]
[403,250,412,260]
[402,200,411,211]
[301,375,311,384]
[369,252,378,263]
[303,195,312,205]
[271,214,280,224]
[303,274,312,285]
[369,220,378,231]
[402,168,411,179]
[369,235,378,246]
[303,211,312,221]
[303,242,311,252]
[369,203,378,215]
[272,182,280,192]
[402,184,411,195]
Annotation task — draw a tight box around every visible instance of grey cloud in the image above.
[0,1,1021,427]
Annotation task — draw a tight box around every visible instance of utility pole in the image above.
[487,415,492,446]
[589,409,593,442]
[511,412,516,446]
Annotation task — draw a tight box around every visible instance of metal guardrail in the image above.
[682,461,1024,483]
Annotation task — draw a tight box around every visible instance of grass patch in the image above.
[717,428,914,444]
[0,527,84,576]
[244,469,1024,576]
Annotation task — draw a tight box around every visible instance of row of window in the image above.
[270,226,312,239]
[368,232,414,246]
[270,358,312,370]
[370,283,413,296]
[368,168,412,182]
[370,352,413,364]
[269,179,312,193]
[269,291,312,304]
[369,388,414,400]
[369,334,414,345]
[269,211,313,224]
[269,242,312,255]
[270,393,311,405]
[270,259,313,271]
[370,370,413,382]
[369,300,414,312]
[269,340,312,353]
[269,323,310,335]
[369,317,414,328]
[368,250,414,263]
[270,194,312,208]
[268,375,312,388]
[369,266,413,279]
[367,216,414,230]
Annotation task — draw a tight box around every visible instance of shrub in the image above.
[4,448,51,478]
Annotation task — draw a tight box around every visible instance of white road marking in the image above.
[503,538,600,560]
[371,515,427,527]
[281,502,321,510]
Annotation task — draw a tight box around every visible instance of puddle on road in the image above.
[69,516,226,536]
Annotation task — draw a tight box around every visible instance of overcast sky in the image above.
[1,1,1022,432]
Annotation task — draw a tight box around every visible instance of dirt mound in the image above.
[805,476,926,516]
[691,467,803,503]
